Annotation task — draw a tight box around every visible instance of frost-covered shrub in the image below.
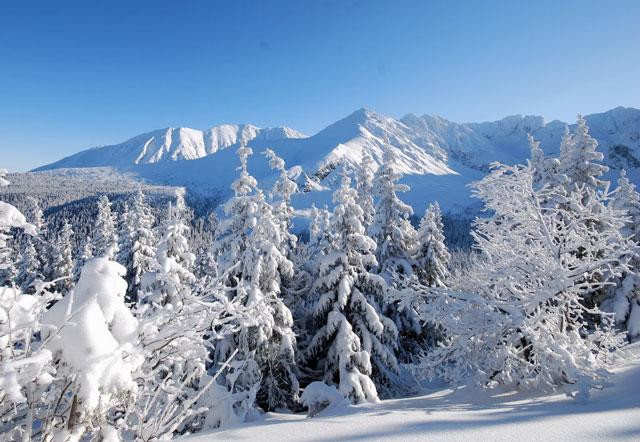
[42,257,141,438]
[299,382,346,417]
[396,161,632,395]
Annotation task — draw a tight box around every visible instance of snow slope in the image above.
[33,107,640,214]
[186,343,640,441]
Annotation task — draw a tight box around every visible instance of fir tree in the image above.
[213,146,299,411]
[370,147,416,278]
[50,221,74,292]
[606,170,640,337]
[127,189,157,302]
[415,202,450,288]
[92,195,119,259]
[305,171,398,403]
[355,150,375,230]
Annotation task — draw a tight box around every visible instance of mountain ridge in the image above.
[32,106,640,214]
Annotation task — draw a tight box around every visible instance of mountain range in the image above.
[34,106,640,215]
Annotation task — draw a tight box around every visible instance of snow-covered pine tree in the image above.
[92,195,119,259]
[305,171,398,403]
[16,234,42,293]
[264,148,298,255]
[559,116,609,192]
[142,190,195,308]
[132,190,217,437]
[415,202,450,288]
[126,189,156,302]
[606,169,640,338]
[528,133,547,189]
[355,150,375,230]
[213,146,299,411]
[0,225,18,288]
[74,235,93,280]
[370,146,416,278]
[213,145,260,281]
[369,147,418,364]
[117,200,133,272]
[308,204,331,254]
[49,221,74,292]
[23,197,52,280]
[247,197,299,410]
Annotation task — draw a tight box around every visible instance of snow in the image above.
[184,343,640,441]
[42,258,140,410]
[35,123,306,169]
[299,382,348,417]
[0,201,37,235]
[30,107,640,216]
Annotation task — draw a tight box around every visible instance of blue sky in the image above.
[1,0,639,171]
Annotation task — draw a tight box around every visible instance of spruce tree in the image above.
[370,147,416,278]
[355,150,375,230]
[127,189,157,302]
[213,146,299,411]
[92,195,119,259]
[50,221,74,292]
[305,171,398,403]
[415,202,450,288]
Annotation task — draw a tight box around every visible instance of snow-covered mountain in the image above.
[34,107,640,215]
[36,124,306,169]
[401,106,640,175]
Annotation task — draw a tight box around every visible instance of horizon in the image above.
[1,0,639,171]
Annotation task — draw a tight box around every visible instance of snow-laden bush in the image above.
[300,381,347,417]
[0,283,58,440]
[42,257,141,438]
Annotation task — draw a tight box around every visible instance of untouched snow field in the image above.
[187,343,640,441]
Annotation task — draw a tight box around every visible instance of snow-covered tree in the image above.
[74,235,93,280]
[305,172,398,403]
[559,116,609,192]
[117,200,133,271]
[370,147,416,277]
[415,202,450,288]
[398,162,632,395]
[308,203,331,254]
[49,221,74,292]
[264,148,298,255]
[127,189,157,302]
[0,182,54,441]
[213,145,260,281]
[355,150,375,230]
[141,190,195,308]
[213,146,299,411]
[16,235,42,293]
[605,170,640,338]
[130,190,260,438]
[92,195,119,259]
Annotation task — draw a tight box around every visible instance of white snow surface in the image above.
[185,343,640,441]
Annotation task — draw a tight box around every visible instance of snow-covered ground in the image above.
[187,343,640,441]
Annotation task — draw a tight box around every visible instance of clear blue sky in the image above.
[1,0,639,171]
